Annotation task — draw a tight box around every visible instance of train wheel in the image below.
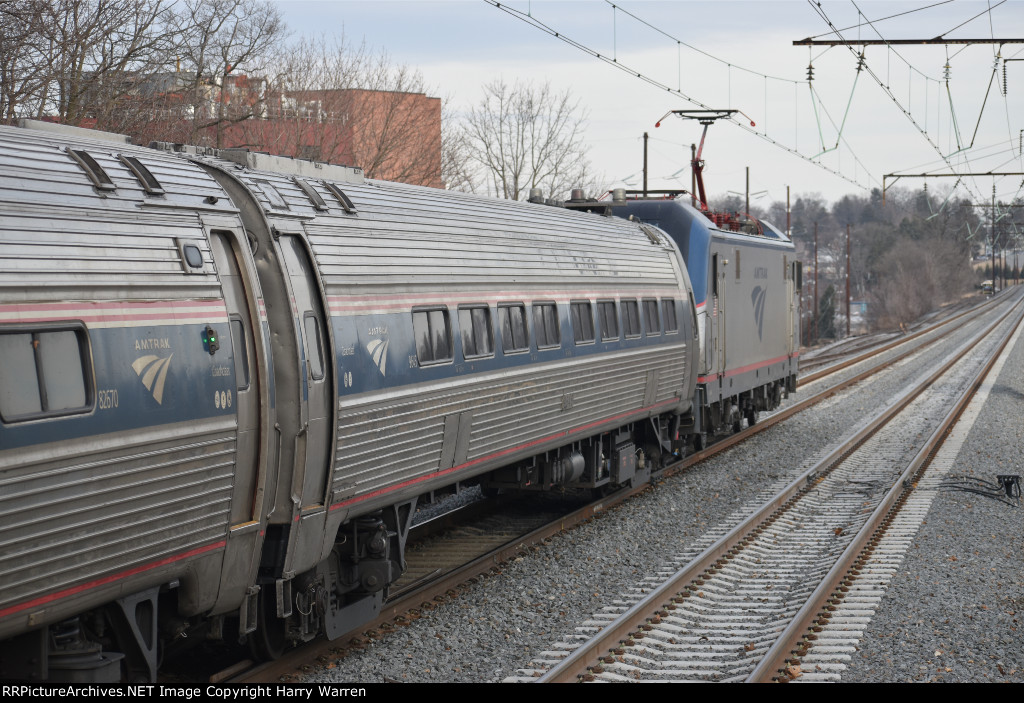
[746,409,760,427]
[248,591,286,662]
[732,419,742,434]
[692,429,708,452]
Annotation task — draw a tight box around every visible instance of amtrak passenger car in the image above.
[0,121,698,682]
[616,198,800,447]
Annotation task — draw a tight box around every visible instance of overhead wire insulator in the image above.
[1003,60,1008,97]
[807,62,814,82]
[943,62,951,81]
[856,52,866,72]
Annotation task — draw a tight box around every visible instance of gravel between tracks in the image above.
[306,301,1017,683]
[837,314,1024,683]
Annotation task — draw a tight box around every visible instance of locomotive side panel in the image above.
[614,198,798,439]
[706,231,797,395]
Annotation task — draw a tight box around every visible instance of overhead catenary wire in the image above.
[485,0,875,190]
[804,0,957,41]
[604,0,802,86]
[807,0,988,204]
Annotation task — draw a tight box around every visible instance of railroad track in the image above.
[798,293,1000,385]
[222,294,1016,683]
[514,291,1022,682]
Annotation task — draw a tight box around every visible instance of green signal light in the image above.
[203,325,220,355]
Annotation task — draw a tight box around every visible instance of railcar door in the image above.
[210,231,261,525]
[786,257,795,356]
[276,233,333,511]
[710,250,725,373]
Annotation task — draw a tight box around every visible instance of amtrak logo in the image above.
[366,339,389,376]
[751,286,767,341]
[132,354,174,404]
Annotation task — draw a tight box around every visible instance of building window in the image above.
[570,301,595,344]
[459,306,494,358]
[622,299,641,338]
[0,327,91,422]
[598,300,619,340]
[499,303,529,353]
[532,302,560,349]
[413,308,452,364]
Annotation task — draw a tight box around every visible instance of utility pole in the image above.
[745,166,750,214]
[786,185,791,236]
[993,185,997,290]
[813,222,819,344]
[846,223,851,338]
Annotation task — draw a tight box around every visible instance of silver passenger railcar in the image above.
[0,121,698,682]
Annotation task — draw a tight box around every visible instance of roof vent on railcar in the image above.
[293,177,329,211]
[118,154,165,195]
[323,182,357,214]
[66,148,116,192]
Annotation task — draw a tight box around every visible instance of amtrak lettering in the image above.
[134,338,171,351]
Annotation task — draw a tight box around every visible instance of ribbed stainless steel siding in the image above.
[0,126,231,298]
[333,344,687,498]
[213,166,679,288]
[304,184,679,287]
[0,421,235,630]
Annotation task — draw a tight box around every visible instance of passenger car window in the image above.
[459,306,494,358]
[230,318,250,390]
[413,308,452,364]
[303,315,325,380]
[499,304,529,353]
[0,328,90,421]
[622,299,641,338]
[643,299,660,335]
[598,300,619,340]
[532,303,560,348]
[662,299,679,334]
[570,301,595,344]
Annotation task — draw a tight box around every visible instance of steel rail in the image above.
[537,292,1022,683]
[748,294,1024,682]
[799,294,999,385]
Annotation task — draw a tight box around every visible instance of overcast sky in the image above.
[275,0,1024,207]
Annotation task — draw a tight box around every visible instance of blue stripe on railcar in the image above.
[0,323,238,450]
[331,300,689,396]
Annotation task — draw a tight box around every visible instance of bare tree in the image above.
[164,0,287,145]
[345,53,439,185]
[464,79,594,200]
[0,1,50,122]
[441,106,477,192]
[0,0,173,130]
[241,34,441,187]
